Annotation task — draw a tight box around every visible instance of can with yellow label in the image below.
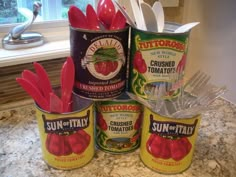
[140,106,201,174]
[35,96,94,170]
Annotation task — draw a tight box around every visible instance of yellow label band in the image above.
[140,107,201,174]
[35,102,94,170]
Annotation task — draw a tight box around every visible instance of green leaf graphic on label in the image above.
[92,47,119,62]
[132,69,147,96]
[98,130,108,147]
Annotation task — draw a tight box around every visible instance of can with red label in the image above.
[95,93,143,153]
[70,26,129,100]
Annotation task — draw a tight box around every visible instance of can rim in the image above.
[35,96,94,115]
[131,21,191,35]
[95,92,141,104]
[144,106,201,120]
[70,25,130,33]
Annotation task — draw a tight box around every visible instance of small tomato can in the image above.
[70,26,129,100]
[95,93,143,153]
[140,106,201,174]
[35,95,94,170]
[128,22,191,99]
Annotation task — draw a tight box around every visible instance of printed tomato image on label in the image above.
[128,24,191,99]
[42,111,91,156]
[95,94,143,153]
[45,130,90,156]
[85,41,124,80]
[140,107,201,174]
[35,97,94,170]
[133,50,147,74]
[146,134,192,161]
[70,27,129,100]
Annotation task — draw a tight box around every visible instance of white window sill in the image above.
[0,40,70,67]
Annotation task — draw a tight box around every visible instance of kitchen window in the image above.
[0,0,97,67]
[0,0,96,24]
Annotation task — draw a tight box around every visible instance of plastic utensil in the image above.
[130,0,146,30]
[21,70,39,89]
[126,92,152,109]
[33,62,53,103]
[146,83,168,115]
[49,92,63,113]
[61,57,75,112]
[140,2,157,32]
[16,78,49,111]
[137,0,146,30]
[86,4,100,30]
[112,0,136,28]
[152,1,165,32]
[110,10,126,30]
[174,22,200,33]
[97,0,116,29]
[171,86,226,118]
[68,5,89,29]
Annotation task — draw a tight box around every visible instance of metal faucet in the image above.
[2,1,44,50]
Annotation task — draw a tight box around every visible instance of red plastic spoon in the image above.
[97,0,116,29]
[86,4,100,30]
[110,10,126,30]
[68,5,89,29]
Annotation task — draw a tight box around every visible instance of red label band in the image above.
[75,80,125,93]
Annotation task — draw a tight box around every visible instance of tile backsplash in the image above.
[0,58,66,106]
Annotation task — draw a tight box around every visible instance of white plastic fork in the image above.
[126,92,152,109]
[189,85,227,107]
[171,85,227,118]
[147,83,170,115]
[184,71,211,95]
[182,71,211,108]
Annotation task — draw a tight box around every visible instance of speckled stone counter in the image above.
[0,98,236,177]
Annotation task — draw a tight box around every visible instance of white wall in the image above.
[183,0,236,104]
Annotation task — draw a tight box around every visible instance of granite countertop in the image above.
[0,98,236,177]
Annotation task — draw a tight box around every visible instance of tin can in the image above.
[35,95,94,170]
[70,26,129,100]
[140,106,201,174]
[128,22,190,99]
[95,93,143,153]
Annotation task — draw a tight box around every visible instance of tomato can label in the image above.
[96,94,143,153]
[140,107,201,174]
[70,27,129,100]
[128,23,190,99]
[35,96,94,170]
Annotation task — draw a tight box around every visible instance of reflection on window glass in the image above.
[0,0,95,24]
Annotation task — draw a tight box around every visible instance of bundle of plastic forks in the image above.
[146,83,169,116]
[171,84,226,118]
[144,70,227,118]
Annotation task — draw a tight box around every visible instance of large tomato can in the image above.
[128,22,191,99]
[95,93,143,153]
[70,26,129,100]
[35,95,94,170]
[140,106,201,174]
